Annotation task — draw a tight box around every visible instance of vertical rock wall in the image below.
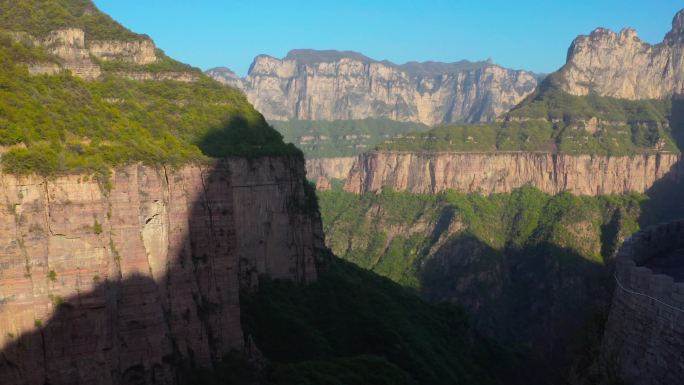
[0,157,321,385]
[601,221,684,385]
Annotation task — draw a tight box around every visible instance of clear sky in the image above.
[93,0,683,76]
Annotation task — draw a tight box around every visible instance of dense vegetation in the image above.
[0,31,298,178]
[379,75,678,155]
[236,258,538,385]
[272,119,430,158]
[0,0,142,41]
[317,185,646,374]
[319,185,642,287]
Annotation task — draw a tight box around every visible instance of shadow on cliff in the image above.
[0,160,266,384]
[640,98,684,226]
[0,274,183,385]
[197,116,301,159]
[0,116,312,385]
[419,233,612,382]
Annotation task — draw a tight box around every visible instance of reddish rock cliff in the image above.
[0,157,322,385]
[344,151,682,196]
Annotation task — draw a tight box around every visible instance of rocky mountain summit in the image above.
[207,50,540,124]
[557,9,684,99]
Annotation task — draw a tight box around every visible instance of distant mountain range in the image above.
[207,50,542,124]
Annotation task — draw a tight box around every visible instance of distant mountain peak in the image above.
[665,8,684,44]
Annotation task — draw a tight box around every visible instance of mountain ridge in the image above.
[207,49,539,124]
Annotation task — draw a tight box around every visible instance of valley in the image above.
[0,1,683,384]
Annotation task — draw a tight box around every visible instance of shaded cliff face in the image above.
[0,157,322,385]
[557,9,684,99]
[208,50,539,124]
[600,221,684,385]
[344,151,683,196]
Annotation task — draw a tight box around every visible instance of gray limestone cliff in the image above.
[208,50,539,124]
[556,9,684,99]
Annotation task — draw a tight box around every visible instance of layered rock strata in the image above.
[344,151,682,196]
[0,157,322,385]
[208,50,539,124]
[557,9,684,99]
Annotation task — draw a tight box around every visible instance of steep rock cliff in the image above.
[600,221,684,385]
[344,151,683,195]
[0,157,322,385]
[305,157,356,180]
[556,9,684,99]
[208,50,539,124]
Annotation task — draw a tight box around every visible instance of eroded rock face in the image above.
[114,71,200,82]
[40,28,102,80]
[14,27,161,80]
[306,157,357,181]
[557,9,684,99]
[89,39,158,65]
[344,151,683,195]
[0,158,322,385]
[11,28,205,83]
[208,50,539,124]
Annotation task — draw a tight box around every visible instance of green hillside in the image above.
[379,75,678,155]
[0,3,298,179]
[317,185,647,373]
[272,119,430,158]
[0,0,141,40]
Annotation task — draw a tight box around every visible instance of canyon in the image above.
[2,0,684,383]
[0,158,323,384]
[208,50,540,124]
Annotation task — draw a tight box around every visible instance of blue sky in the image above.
[94,0,683,76]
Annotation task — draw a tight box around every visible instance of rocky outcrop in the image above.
[601,221,684,385]
[344,151,683,196]
[11,27,204,83]
[306,157,356,181]
[208,50,539,124]
[89,39,157,65]
[40,28,102,80]
[11,28,161,80]
[0,157,322,385]
[557,9,684,99]
[115,71,200,82]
